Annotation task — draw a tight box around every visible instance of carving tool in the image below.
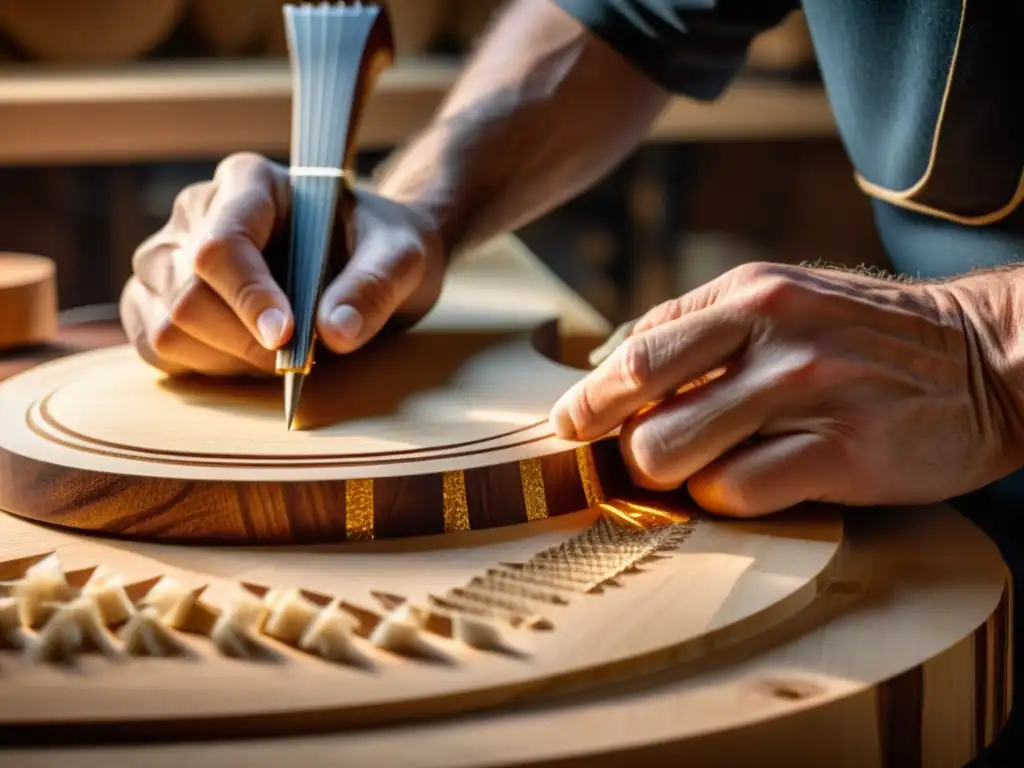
[276,2,394,429]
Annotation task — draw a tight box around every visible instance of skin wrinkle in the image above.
[565,257,1020,512]
[817,259,1024,475]
[950,287,1024,473]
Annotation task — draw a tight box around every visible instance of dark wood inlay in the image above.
[875,665,924,768]
[464,461,528,530]
[540,449,588,517]
[373,474,445,539]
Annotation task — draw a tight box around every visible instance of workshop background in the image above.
[0,0,893,326]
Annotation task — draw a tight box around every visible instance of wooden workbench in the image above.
[0,235,1012,766]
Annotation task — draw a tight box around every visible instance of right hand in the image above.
[120,152,446,376]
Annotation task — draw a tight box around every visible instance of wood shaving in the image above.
[368,616,422,655]
[298,600,358,662]
[81,566,136,626]
[209,586,267,658]
[451,613,503,650]
[260,588,320,646]
[120,606,187,657]
[0,596,32,651]
[140,577,197,630]
[14,554,73,629]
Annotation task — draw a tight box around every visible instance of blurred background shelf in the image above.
[0,58,835,166]
[0,1,889,333]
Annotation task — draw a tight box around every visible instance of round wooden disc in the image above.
[0,236,619,545]
[0,499,843,735]
[0,253,57,352]
[0,324,611,543]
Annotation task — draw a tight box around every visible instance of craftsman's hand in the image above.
[120,152,445,376]
[550,262,1018,517]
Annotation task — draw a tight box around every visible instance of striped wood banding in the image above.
[0,438,616,544]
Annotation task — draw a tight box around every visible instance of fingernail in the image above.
[328,305,364,341]
[256,307,288,349]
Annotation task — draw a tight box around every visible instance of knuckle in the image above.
[167,280,203,328]
[130,233,162,275]
[565,384,599,433]
[148,317,179,358]
[744,274,801,316]
[192,232,246,275]
[234,185,278,223]
[351,269,399,317]
[233,277,274,317]
[191,235,224,273]
[730,260,781,284]
[617,336,653,392]
[635,298,683,332]
[173,180,213,214]
[215,151,266,180]
[119,278,144,334]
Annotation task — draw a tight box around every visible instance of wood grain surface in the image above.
[0,503,1009,767]
[0,315,125,384]
[0,495,843,736]
[0,236,1012,766]
[0,237,616,543]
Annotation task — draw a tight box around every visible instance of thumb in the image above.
[191,153,294,350]
[316,238,425,353]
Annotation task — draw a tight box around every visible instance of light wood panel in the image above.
[0,59,836,165]
[0,235,1012,765]
[0,237,619,543]
[0,497,842,735]
[0,503,1009,766]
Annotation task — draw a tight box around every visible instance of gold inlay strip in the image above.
[345,479,374,540]
[442,470,471,532]
[519,457,549,521]
[575,445,605,507]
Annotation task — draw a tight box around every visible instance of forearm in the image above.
[373,0,669,255]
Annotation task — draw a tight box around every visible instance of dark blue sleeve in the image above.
[551,0,799,100]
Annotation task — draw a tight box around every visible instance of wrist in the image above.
[937,270,1024,462]
[371,133,468,262]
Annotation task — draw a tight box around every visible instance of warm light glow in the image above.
[599,499,691,531]
[463,408,543,426]
[633,367,729,419]
[599,502,649,530]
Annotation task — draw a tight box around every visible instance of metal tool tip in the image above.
[284,372,304,430]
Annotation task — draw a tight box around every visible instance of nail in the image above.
[256,307,288,349]
[328,305,364,341]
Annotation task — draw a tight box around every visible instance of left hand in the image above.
[549,261,1017,517]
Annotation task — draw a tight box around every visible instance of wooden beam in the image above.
[0,58,835,166]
